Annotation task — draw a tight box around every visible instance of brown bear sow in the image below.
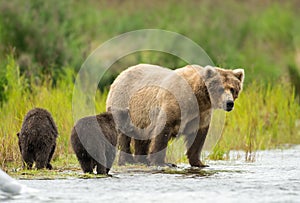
[106,64,245,167]
[17,108,58,169]
[71,109,131,175]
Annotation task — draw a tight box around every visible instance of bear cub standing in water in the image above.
[71,109,131,175]
[17,108,58,169]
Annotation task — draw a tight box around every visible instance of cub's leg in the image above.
[46,144,56,170]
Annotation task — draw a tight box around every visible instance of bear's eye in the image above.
[230,88,236,95]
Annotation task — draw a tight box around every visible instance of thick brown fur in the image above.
[71,110,130,175]
[17,108,58,169]
[106,64,244,167]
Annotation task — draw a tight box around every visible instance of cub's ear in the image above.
[17,132,20,137]
[233,69,245,83]
[111,107,130,119]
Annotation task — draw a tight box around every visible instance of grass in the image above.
[210,82,300,161]
[0,0,300,90]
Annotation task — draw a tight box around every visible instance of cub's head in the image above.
[108,107,134,134]
[203,66,244,111]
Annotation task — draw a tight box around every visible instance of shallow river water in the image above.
[1,146,300,203]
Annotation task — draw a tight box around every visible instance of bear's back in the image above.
[21,108,58,138]
[74,113,118,147]
[107,64,206,136]
[106,64,176,110]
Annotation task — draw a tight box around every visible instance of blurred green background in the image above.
[1,0,300,167]
[1,0,300,89]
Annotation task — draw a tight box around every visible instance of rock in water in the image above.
[0,169,38,196]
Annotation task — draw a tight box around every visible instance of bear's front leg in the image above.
[186,126,209,167]
[22,151,34,169]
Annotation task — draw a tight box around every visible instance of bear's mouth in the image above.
[225,107,233,112]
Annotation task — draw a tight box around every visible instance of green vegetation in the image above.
[1,0,300,89]
[0,0,300,173]
[210,83,300,161]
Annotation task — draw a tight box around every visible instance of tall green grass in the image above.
[0,0,299,91]
[1,58,299,168]
[215,83,300,160]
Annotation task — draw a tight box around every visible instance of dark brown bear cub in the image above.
[17,108,58,169]
[71,109,130,175]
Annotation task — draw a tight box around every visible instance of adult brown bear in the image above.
[106,64,244,167]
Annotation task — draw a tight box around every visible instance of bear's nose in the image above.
[226,100,234,111]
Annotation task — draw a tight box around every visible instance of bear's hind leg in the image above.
[79,158,95,173]
[148,126,171,166]
[46,144,56,170]
[105,146,116,174]
[134,139,150,165]
[95,153,107,175]
[118,134,135,165]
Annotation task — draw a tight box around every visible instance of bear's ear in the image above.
[204,66,217,79]
[17,132,20,137]
[233,69,245,83]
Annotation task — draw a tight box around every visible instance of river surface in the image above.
[1,146,300,203]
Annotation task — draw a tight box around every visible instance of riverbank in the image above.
[2,146,300,202]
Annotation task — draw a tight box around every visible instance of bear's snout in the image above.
[225,100,234,111]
